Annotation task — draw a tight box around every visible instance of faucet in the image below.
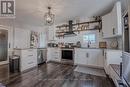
[87,40,91,48]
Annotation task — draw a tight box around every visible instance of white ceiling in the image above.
[15,0,117,27]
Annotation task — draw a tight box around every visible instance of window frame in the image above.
[83,33,96,43]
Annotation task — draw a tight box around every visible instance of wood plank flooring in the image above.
[0,62,115,87]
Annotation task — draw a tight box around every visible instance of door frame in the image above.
[0,25,10,65]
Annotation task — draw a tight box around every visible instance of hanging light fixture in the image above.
[44,7,55,26]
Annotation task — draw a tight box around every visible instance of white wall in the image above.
[0,19,47,65]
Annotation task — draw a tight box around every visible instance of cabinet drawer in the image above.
[54,57,59,60]
[22,49,37,56]
[21,57,37,71]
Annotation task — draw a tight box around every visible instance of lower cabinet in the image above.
[104,50,122,75]
[74,49,88,65]
[103,50,122,87]
[47,48,61,62]
[74,48,104,68]
[15,49,38,72]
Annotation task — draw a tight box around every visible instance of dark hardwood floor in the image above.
[0,62,115,87]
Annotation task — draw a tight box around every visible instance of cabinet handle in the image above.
[54,57,58,59]
[28,62,33,64]
[113,28,115,35]
[28,55,33,57]
[28,50,33,51]
[105,53,107,60]
[86,53,89,58]
[102,32,104,37]
[9,43,11,48]
[102,50,104,56]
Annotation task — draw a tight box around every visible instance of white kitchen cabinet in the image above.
[47,48,61,62]
[14,49,38,72]
[104,50,122,75]
[102,13,113,38]
[74,49,88,65]
[14,28,30,49]
[95,49,104,67]
[111,1,122,37]
[102,1,122,38]
[87,49,99,67]
[74,48,104,68]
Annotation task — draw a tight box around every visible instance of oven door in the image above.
[61,50,73,60]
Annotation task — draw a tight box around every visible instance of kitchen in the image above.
[0,0,129,87]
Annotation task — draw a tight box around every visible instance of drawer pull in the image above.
[28,55,33,57]
[28,50,33,51]
[28,62,34,64]
[55,57,58,59]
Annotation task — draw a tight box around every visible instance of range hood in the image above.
[64,20,77,37]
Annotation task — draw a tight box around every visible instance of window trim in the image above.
[83,33,96,43]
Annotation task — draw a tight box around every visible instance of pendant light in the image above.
[44,7,55,26]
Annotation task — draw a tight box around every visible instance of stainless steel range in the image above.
[61,48,74,64]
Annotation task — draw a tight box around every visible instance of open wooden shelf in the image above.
[56,20,102,37]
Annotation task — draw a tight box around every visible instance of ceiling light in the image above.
[44,7,55,26]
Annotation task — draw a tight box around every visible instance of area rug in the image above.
[74,66,106,77]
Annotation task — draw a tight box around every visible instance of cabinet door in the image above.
[87,49,104,67]
[51,48,61,62]
[102,13,112,38]
[96,50,104,67]
[102,1,122,38]
[74,49,87,65]
[111,4,118,36]
[21,49,37,71]
[106,50,122,65]
[47,48,60,62]
[87,49,98,66]
[112,1,122,36]
[88,49,99,66]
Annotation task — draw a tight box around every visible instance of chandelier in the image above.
[44,7,55,26]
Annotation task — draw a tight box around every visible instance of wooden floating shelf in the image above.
[56,28,101,38]
[73,28,100,32]
[56,28,100,33]
[56,20,102,37]
[56,20,102,28]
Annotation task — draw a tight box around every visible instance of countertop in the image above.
[14,48,47,50]
[75,47,105,49]
[47,47,120,50]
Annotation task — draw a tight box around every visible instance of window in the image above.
[39,32,46,48]
[83,34,96,43]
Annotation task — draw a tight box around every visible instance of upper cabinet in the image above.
[102,1,122,38]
